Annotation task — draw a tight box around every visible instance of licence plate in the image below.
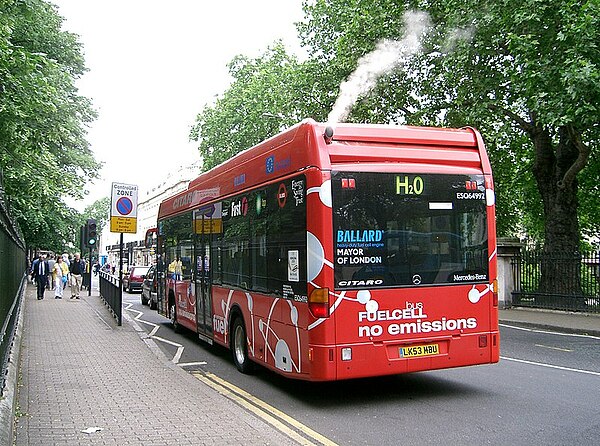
[400,343,439,358]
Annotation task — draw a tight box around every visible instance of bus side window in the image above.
[251,191,268,291]
[265,176,307,296]
[212,235,222,285]
[222,242,236,286]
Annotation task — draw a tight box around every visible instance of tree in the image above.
[190,42,328,171]
[419,0,599,293]
[0,0,101,251]
[296,0,599,294]
[191,0,600,290]
[83,197,110,232]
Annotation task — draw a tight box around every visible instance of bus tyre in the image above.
[231,317,253,374]
[170,304,181,333]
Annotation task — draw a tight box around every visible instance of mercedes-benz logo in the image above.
[412,274,422,285]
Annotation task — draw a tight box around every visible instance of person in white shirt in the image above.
[53,257,66,299]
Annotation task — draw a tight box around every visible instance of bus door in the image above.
[194,211,214,343]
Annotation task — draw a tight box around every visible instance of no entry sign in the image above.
[110,182,138,233]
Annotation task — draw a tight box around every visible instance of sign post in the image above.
[110,182,138,326]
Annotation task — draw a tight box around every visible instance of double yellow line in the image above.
[192,372,338,446]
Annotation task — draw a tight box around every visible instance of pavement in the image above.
[10,282,600,445]
[14,282,298,446]
[499,307,600,337]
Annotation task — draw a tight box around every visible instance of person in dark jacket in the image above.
[31,254,50,300]
[69,252,86,299]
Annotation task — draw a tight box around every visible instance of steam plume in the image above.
[327,10,431,125]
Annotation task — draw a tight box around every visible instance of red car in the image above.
[122,266,150,293]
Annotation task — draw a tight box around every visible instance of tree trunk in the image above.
[531,126,582,296]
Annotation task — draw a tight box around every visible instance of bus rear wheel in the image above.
[231,317,253,374]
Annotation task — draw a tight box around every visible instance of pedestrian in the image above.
[53,257,66,299]
[47,254,56,290]
[168,258,176,280]
[69,252,85,299]
[26,257,32,283]
[175,256,183,280]
[169,256,183,281]
[60,256,69,289]
[31,254,49,300]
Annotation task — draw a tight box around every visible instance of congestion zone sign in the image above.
[110,182,138,233]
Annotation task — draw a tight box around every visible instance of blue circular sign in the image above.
[116,197,133,215]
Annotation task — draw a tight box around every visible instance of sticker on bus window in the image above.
[288,250,299,282]
[291,179,304,206]
[277,183,287,208]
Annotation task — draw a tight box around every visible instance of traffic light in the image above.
[86,218,97,247]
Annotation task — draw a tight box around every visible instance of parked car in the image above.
[122,266,150,293]
[141,265,158,309]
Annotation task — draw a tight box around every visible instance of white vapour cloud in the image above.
[442,25,475,53]
[327,10,431,124]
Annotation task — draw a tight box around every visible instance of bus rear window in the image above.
[332,172,489,290]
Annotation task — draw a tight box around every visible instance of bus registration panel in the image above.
[400,343,440,358]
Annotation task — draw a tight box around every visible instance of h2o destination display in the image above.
[333,171,489,289]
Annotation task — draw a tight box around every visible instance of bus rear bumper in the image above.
[308,331,499,381]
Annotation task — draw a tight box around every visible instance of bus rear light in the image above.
[341,348,352,361]
[341,178,356,189]
[479,335,488,348]
[308,348,313,361]
[309,288,330,318]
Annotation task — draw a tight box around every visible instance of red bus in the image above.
[156,119,499,381]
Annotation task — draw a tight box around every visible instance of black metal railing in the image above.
[82,272,91,291]
[512,250,600,313]
[0,191,26,396]
[99,271,122,325]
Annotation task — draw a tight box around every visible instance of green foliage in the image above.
[0,0,101,251]
[419,0,600,244]
[190,43,327,171]
[83,196,110,231]
[190,0,599,247]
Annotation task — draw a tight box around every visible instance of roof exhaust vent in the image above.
[324,126,334,144]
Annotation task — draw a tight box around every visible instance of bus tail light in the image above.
[492,279,498,307]
[309,288,330,318]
